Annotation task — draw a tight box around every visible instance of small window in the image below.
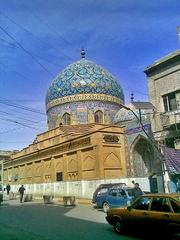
[56,172,63,181]
[126,189,134,197]
[94,110,103,123]
[99,188,108,194]
[132,197,151,210]
[62,113,71,125]
[151,197,171,212]
[162,91,179,112]
[118,189,126,197]
[109,189,118,197]
[170,200,180,213]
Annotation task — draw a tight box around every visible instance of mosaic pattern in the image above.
[113,108,150,123]
[46,59,124,105]
[47,101,120,129]
[46,93,123,111]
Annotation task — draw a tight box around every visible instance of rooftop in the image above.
[144,49,180,75]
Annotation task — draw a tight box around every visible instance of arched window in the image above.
[62,113,71,125]
[94,110,103,123]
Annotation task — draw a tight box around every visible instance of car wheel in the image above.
[113,219,123,234]
[103,202,110,213]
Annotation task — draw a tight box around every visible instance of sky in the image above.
[0,0,180,151]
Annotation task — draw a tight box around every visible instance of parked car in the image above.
[106,193,180,239]
[92,183,127,205]
[94,186,135,212]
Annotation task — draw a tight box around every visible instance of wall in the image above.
[3,125,127,189]
[10,177,150,199]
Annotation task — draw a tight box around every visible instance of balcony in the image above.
[160,109,180,127]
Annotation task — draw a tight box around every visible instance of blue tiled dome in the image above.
[46,59,124,105]
[114,108,150,123]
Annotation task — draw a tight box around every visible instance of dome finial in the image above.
[131,92,134,102]
[81,48,85,58]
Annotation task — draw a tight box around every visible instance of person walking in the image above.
[6,184,11,195]
[132,183,143,200]
[18,185,25,203]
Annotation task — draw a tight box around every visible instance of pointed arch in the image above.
[62,112,71,125]
[83,155,95,170]
[104,152,121,168]
[67,159,78,172]
[130,134,155,177]
[94,110,103,123]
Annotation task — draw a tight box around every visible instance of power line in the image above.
[0,38,63,71]
[0,98,46,115]
[31,13,78,61]
[0,24,54,76]
[0,12,76,63]
[0,117,41,130]
[0,126,23,134]
[0,110,41,123]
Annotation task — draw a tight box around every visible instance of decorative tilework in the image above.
[46,93,123,111]
[47,101,120,129]
[113,108,150,123]
[46,59,124,105]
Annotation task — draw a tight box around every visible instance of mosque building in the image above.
[3,50,163,199]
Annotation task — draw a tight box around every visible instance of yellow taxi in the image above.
[106,193,180,239]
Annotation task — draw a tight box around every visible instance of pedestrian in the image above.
[6,184,11,195]
[18,185,25,203]
[132,183,143,199]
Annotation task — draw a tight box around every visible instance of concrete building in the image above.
[144,49,180,149]
[145,49,180,192]
[3,50,163,199]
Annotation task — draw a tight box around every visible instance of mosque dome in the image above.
[46,50,124,129]
[46,58,124,108]
[113,108,149,124]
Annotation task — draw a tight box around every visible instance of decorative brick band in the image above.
[46,94,123,111]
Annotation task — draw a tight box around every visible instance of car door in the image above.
[106,189,120,207]
[149,197,179,230]
[107,188,128,208]
[125,196,152,228]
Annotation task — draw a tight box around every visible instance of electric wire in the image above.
[0,117,41,130]
[0,110,40,123]
[0,24,54,76]
[0,12,74,61]
[0,98,46,115]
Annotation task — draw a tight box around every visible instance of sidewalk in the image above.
[1,194,92,207]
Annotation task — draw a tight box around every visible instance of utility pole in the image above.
[177,26,180,47]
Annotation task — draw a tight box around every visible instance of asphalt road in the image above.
[0,199,141,240]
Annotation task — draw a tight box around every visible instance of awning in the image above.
[162,146,180,175]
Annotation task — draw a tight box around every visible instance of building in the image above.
[3,50,163,198]
[144,49,180,148]
[145,49,180,191]
[0,151,12,190]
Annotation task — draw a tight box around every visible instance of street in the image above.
[0,199,141,240]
